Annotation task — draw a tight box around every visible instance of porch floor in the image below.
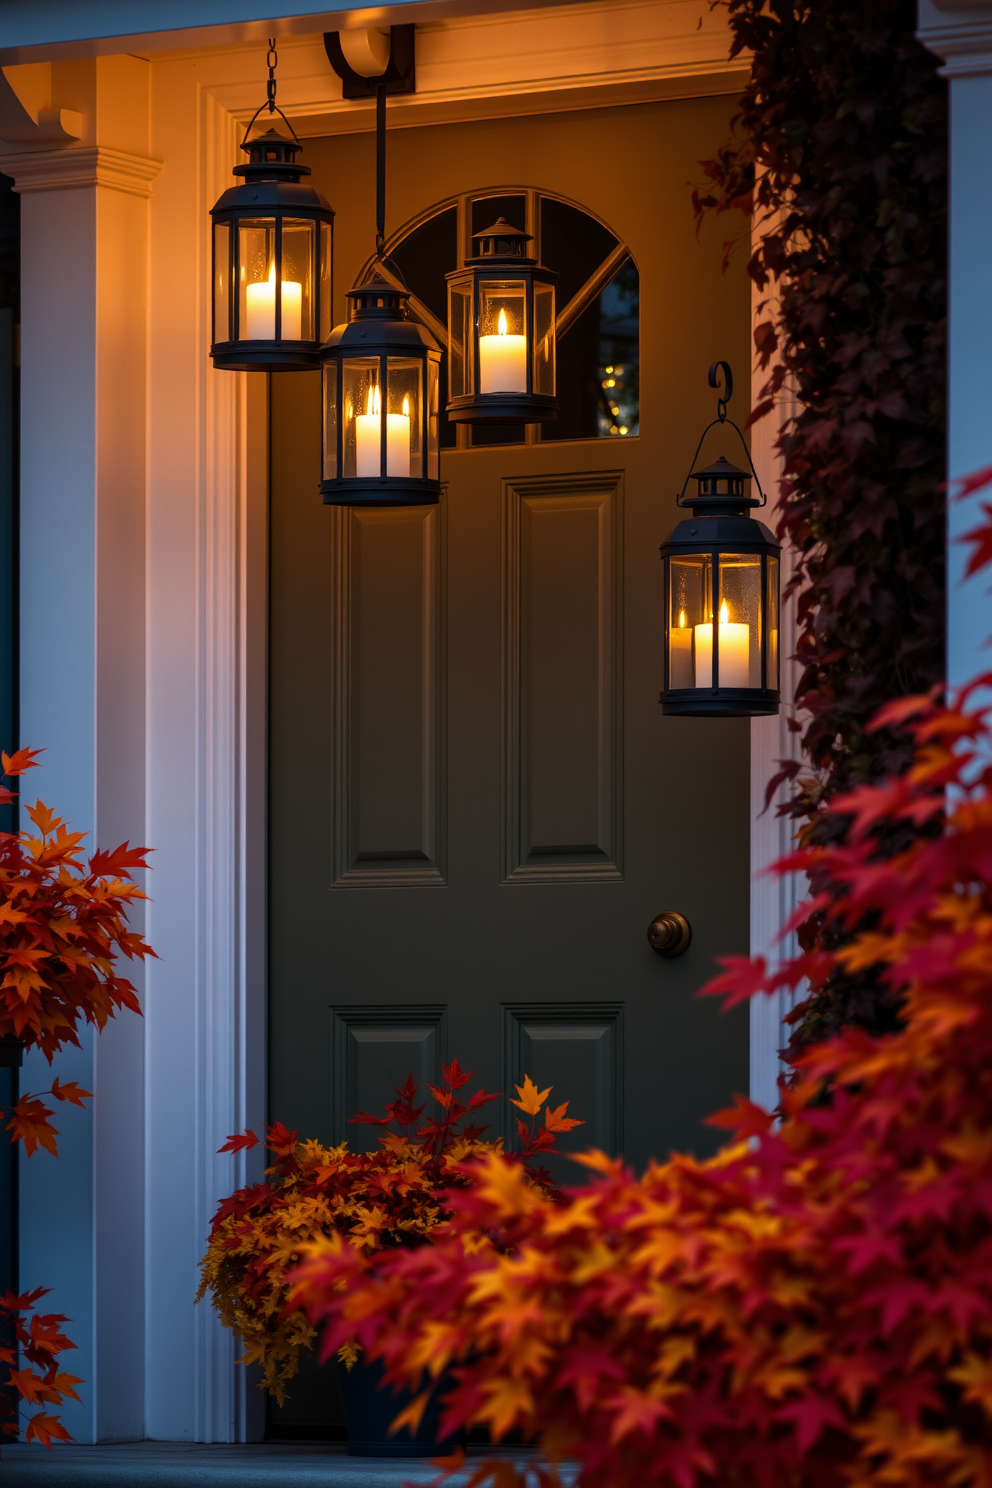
[0,1442,546,1488]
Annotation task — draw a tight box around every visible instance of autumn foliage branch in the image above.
[0,750,154,1450]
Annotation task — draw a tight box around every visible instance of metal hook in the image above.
[708,360,733,422]
[675,363,767,508]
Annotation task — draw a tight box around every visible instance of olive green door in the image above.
[268,94,751,1192]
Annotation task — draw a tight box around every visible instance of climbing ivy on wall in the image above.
[695,0,948,1047]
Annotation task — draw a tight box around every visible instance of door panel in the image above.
[267,95,752,1434]
[504,473,622,881]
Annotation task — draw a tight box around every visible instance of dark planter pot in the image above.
[334,1355,464,1457]
[0,1038,23,1068]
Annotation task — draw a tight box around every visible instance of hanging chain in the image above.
[266,38,278,112]
[375,84,387,260]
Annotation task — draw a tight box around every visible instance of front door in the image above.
[267,94,751,1431]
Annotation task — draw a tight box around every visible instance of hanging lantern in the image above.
[445,219,557,425]
[660,364,781,717]
[320,274,441,506]
[210,40,334,371]
[319,82,441,507]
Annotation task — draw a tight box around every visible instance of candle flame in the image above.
[402,395,410,417]
[365,385,381,417]
[498,308,508,336]
[678,609,687,629]
[268,263,276,286]
[720,601,730,625]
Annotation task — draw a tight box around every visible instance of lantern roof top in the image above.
[347,271,412,321]
[468,217,538,265]
[683,452,761,513]
[234,126,311,183]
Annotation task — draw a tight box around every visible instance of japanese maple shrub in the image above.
[290,678,992,1487]
[0,748,154,1449]
[197,1063,580,1402]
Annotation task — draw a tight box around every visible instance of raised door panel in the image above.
[503,472,623,882]
[332,503,446,885]
[331,1005,447,1146]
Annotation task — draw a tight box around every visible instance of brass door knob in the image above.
[647,911,691,958]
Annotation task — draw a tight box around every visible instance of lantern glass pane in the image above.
[669,554,712,689]
[427,357,440,480]
[448,278,472,397]
[478,280,527,393]
[322,363,337,480]
[766,554,780,690]
[213,222,230,343]
[281,219,314,342]
[719,554,762,688]
[386,358,422,479]
[319,223,332,344]
[343,358,382,479]
[533,281,555,397]
[239,219,277,340]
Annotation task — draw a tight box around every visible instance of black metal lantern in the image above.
[319,273,441,506]
[210,41,334,371]
[445,219,557,425]
[660,364,781,717]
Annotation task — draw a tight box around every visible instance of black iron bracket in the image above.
[323,25,416,100]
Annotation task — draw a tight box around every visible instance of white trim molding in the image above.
[919,0,992,74]
[0,145,161,195]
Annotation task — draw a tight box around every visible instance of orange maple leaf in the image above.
[511,1075,552,1117]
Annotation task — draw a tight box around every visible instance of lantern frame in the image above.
[445,219,558,425]
[659,363,781,718]
[210,127,334,372]
[319,273,442,507]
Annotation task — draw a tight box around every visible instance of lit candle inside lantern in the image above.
[245,264,303,341]
[694,601,750,688]
[355,386,411,478]
[479,307,527,393]
[670,608,694,688]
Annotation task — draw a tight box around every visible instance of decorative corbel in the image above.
[323,25,416,99]
[0,63,83,145]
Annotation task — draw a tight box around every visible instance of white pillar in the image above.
[1,55,159,1443]
[919,1,992,685]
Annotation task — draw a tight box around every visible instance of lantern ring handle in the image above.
[708,360,733,421]
[675,413,768,509]
[240,98,302,152]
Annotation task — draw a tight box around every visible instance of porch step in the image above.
[0,1442,544,1488]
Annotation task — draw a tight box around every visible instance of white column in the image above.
[919,0,992,686]
[1,67,160,1442]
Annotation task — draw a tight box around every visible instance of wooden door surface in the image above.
[268,99,752,1420]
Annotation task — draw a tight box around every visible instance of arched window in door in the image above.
[357,189,639,450]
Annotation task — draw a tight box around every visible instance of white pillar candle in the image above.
[244,266,303,341]
[694,603,751,688]
[479,307,527,392]
[355,387,411,478]
[669,612,694,688]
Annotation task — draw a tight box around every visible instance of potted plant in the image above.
[197,1059,580,1455]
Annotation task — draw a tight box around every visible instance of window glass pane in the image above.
[322,363,337,480]
[766,555,780,690]
[343,358,381,479]
[213,222,229,343]
[387,358,422,479]
[319,222,332,344]
[391,207,457,327]
[533,281,555,397]
[447,279,472,399]
[471,195,526,236]
[281,219,314,341]
[669,555,711,690]
[720,555,762,688]
[539,196,617,313]
[478,280,527,393]
[427,359,440,479]
[239,219,276,340]
[540,257,639,443]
